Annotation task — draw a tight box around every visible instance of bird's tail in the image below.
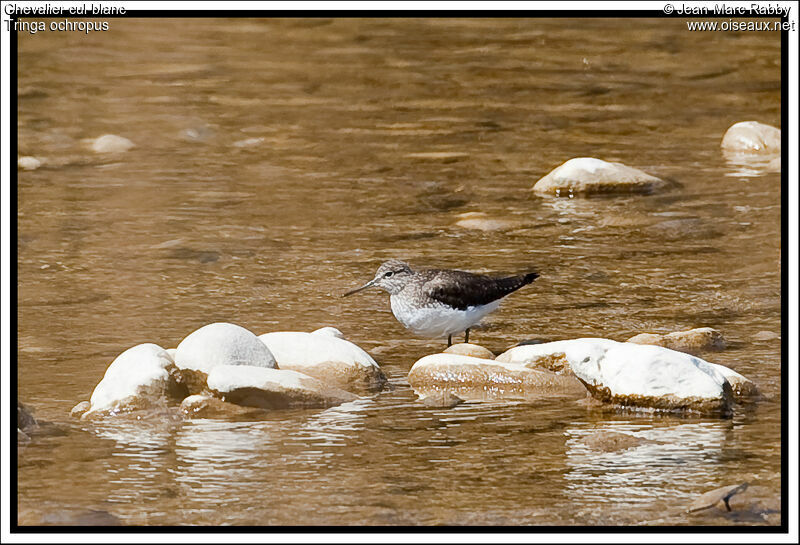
[496,271,540,295]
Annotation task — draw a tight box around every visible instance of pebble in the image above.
[89,134,135,153]
[18,156,42,170]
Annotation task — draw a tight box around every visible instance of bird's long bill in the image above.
[342,278,377,297]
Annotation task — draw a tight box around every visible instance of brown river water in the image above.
[16,18,782,527]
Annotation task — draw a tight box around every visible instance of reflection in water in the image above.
[722,150,781,178]
[295,398,373,447]
[16,18,781,526]
[565,421,731,506]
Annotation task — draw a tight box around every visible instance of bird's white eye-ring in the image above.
[384,271,394,278]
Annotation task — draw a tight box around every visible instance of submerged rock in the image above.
[258,328,386,394]
[454,212,519,232]
[443,343,495,360]
[532,157,674,197]
[407,353,588,403]
[642,218,722,241]
[180,394,266,418]
[497,338,736,414]
[69,401,91,419]
[581,431,652,452]
[174,322,277,394]
[89,134,135,153]
[18,402,37,443]
[18,156,42,170]
[29,507,124,526]
[83,343,177,418]
[420,390,465,408]
[721,121,780,153]
[627,327,726,356]
[753,330,780,342]
[688,483,749,513]
[18,401,37,431]
[206,365,357,409]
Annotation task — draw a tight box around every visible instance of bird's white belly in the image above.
[390,296,501,338]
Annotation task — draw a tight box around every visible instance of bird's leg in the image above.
[447,334,452,347]
[465,328,470,343]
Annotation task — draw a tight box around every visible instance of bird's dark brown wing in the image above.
[422,269,539,310]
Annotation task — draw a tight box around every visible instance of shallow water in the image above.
[16,18,782,526]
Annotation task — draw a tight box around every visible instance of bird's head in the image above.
[343,259,414,296]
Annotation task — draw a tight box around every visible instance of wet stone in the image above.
[207,365,358,409]
[532,157,676,197]
[70,401,91,419]
[18,401,37,431]
[688,483,749,513]
[419,391,465,408]
[581,431,652,452]
[408,353,588,403]
[443,342,495,360]
[18,156,42,170]
[627,327,726,356]
[643,218,722,241]
[180,394,267,418]
[37,508,123,526]
[89,134,135,153]
[752,330,780,342]
[454,212,520,232]
[721,121,780,153]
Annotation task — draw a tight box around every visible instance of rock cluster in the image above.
[497,338,757,413]
[74,323,759,421]
[73,322,385,420]
[259,327,387,394]
[409,335,758,415]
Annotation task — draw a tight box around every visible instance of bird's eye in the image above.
[384,271,394,278]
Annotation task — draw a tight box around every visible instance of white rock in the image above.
[708,363,759,400]
[166,348,177,360]
[90,134,135,153]
[443,342,496,360]
[258,330,386,393]
[311,326,345,339]
[174,323,276,393]
[497,338,734,413]
[533,157,671,196]
[721,121,780,153]
[18,156,42,170]
[84,343,174,418]
[407,353,588,403]
[207,365,357,408]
